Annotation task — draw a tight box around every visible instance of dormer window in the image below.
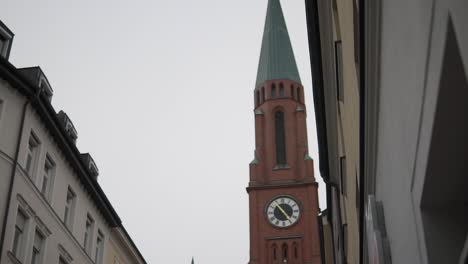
[38,76,53,102]
[0,20,14,60]
[0,36,5,52]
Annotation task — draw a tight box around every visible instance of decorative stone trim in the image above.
[17,194,52,236]
[7,251,22,264]
[58,244,74,263]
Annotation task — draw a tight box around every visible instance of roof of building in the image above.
[0,58,122,227]
[256,0,301,88]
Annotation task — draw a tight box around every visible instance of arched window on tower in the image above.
[293,242,298,259]
[272,244,278,261]
[275,110,287,165]
[297,87,301,103]
[256,91,260,106]
[279,82,284,97]
[262,87,266,102]
[271,83,277,98]
[290,84,295,99]
[282,243,288,262]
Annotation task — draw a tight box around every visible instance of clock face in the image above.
[266,196,301,228]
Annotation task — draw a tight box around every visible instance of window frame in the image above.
[40,154,55,201]
[84,214,95,254]
[94,230,104,264]
[63,187,76,230]
[25,132,40,179]
[31,228,46,264]
[12,209,29,261]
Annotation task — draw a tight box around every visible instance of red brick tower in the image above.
[247,1,321,264]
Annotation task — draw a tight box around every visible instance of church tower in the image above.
[247,1,321,263]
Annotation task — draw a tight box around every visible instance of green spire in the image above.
[191,257,194,264]
[256,0,301,87]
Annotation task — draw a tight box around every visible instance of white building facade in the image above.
[0,21,146,264]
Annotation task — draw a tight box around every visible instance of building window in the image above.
[293,242,298,259]
[84,214,94,254]
[41,155,55,200]
[63,187,76,229]
[272,244,277,261]
[297,87,301,103]
[279,83,284,97]
[356,171,360,210]
[282,243,288,261]
[261,87,266,102]
[271,83,277,98]
[31,229,45,264]
[25,133,40,178]
[12,210,28,259]
[275,110,287,165]
[0,98,4,123]
[95,231,104,264]
[342,224,348,261]
[335,40,344,102]
[340,156,347,196]
[290,85,295,99]
[353,0,360,64]
[256,91,260,106]
[0,37,5,52]
[59,257,69,264]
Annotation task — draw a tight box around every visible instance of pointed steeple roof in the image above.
[256,0,301,87]
[191,257,194,264]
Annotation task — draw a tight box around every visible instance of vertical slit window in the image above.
[335,40,344,102]
[297,87,301,103]
[353,0,360,64]
[271,83,277,98]
[340,156,347,196]
[293,242,298,259]
[272,244,277,260]
[0,98,4,124]
[282,243,288,261]
[256,91,260,106]
[262,87,266,102]
[290,85,295,99]
[275,111,287,165]
[279,83,284,97]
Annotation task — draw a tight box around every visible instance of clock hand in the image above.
[273,201,290,220]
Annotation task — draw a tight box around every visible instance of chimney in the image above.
[80,153,99,180]
[57,111,78,144]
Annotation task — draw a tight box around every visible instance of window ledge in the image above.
[7,251,22,264]
[273,164,290,170]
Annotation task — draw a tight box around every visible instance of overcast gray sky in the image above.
[1,0,326,263]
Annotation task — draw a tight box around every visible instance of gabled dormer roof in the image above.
[255,0,301,88]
